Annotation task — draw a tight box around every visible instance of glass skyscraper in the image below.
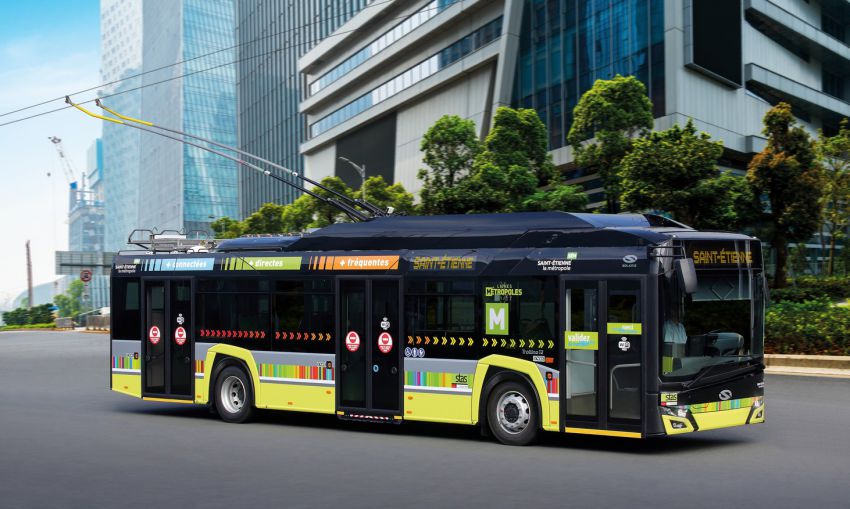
[100,0,143,252]
[236,0,369,218]
[512,0,665,149]
[101,0,238,248]
[139,0,238,235]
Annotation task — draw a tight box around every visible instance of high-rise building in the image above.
[299,0,850,209]
[100,0,143,252]
[100,0,238,247]
[139,0,239,234]
[235,0,369,218]
[68,138,105,253]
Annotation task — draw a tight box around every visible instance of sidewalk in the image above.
[765,354,850,379]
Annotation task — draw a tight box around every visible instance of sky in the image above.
[0,0,101,308]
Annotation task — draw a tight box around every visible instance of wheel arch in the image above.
[472,355,549,431]
[204,345,261,409]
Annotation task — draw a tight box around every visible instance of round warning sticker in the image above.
[377,331,393,354]
[148,325,161,345]
[174,326,187,346]
[345,331,360,352]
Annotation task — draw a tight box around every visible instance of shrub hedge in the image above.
[765,298,850,355]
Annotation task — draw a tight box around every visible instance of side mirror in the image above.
[676,258,698,295]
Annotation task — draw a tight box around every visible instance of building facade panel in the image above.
[236,0,368,218]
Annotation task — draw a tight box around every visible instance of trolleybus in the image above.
[110,212,765,445]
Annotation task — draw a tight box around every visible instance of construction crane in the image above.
[48,136,79,189]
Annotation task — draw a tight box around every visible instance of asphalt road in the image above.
[1,331,848,509]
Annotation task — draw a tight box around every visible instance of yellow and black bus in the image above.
[109,212,765,445]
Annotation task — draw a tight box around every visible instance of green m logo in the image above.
[485,303,509,335]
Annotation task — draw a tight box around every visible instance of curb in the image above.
[765,354,850,379]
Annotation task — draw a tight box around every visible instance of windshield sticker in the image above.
[607,323,642,335]
[565,331,598,350]
[411,255,475,270]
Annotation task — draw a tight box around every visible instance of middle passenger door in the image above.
[337,278,402,419]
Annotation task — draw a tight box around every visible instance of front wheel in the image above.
[487,381,540,446]
[214,366,254,423]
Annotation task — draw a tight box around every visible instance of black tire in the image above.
[486,381,540,446]
[214,365,254,423]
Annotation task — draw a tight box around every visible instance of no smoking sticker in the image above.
[174,326,187,346]
[378,332,393,354]
[148,326,161,345]
[345,331,361,352]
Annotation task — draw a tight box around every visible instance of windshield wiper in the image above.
[683,356,764,390]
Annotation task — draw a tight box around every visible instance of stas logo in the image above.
[454,374,468,385]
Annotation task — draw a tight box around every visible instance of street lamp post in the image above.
[338,157,366,203]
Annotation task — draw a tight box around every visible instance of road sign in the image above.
[345,331,360,352]
[174,326,187,346]
[377,332,393,354]
[148,326,161,345]
[79,269,92,283]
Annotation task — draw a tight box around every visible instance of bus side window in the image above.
[272,280,334,354]
[197,292,271,351]
[112,278,141,340]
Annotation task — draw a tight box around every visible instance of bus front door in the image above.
[142,280,193,400]
[561,276,644,436]
[337,279,402,419]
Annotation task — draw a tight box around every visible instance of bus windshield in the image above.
[661,270,764,381]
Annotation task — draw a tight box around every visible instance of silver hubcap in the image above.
[496,391,531,434]
[220,376,245,414]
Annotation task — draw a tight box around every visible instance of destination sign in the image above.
[686,241,757,268]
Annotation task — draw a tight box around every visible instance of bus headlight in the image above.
[660,406,689,419]
[753,396,763,408]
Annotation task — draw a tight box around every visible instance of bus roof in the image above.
[215,212,691,252]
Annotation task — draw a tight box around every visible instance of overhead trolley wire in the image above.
[0,0,412,124]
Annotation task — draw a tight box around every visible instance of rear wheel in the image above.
[214,366,253,423]
[487,381,540,446]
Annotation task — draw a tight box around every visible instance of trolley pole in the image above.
[338,157,367,203]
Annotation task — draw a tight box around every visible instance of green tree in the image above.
[362,175,415,215]
[747,102,824,288]
[458,107,560,213]
[418,115,482,214]
[619,120,759,230]
[521,184,589,212]
[568,75,654,212]
[211,217,244,239]
[54,280,85,318]
[816,119,850,276]
[242,203,288,234]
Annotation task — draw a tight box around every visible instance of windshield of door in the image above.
[661,269,764,381]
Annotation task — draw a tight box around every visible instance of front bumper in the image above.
[660,396,765,435]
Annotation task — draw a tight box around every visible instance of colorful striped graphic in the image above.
[686,397,754,414]
[308,255,399,271]
[545,376,559,396]
[112,355,140,371]
[404,371,473,391]
[195,360,205,377]
[223,256,301,271]
[257,363,334,382]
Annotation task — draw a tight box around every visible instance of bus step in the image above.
[338,412,402,424]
